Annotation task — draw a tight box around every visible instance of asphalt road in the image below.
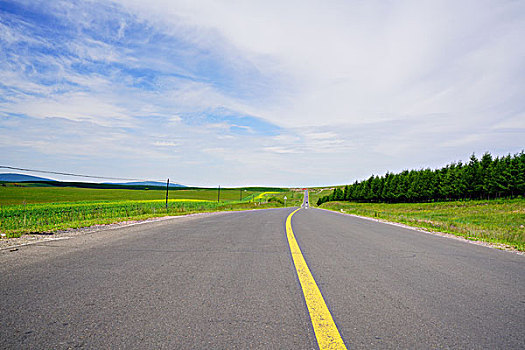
[302,189,309,208]
[1,205,524,349]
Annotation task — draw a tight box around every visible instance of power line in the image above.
[0,165,164,182]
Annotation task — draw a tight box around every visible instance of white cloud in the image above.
[263,146,301,154]
[153,141,179,147]
[202,147,226,154]
[4,92,133,127]
[118,0,525,129]
[304,132,338,140]
[492,113,525,130]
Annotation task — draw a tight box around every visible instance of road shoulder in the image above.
[315,207,524,256]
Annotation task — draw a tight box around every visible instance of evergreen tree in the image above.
[316,151,523,206]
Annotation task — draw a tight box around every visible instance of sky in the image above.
[1,0,524,187]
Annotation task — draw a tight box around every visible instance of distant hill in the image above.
[0,173,54,182]
[109,181,186,188]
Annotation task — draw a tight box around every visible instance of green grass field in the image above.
[308,188,334,205]
[263,190,305,207]
[319,199,525,251]
[0,186,290,238]
[255,188,338,207]
[0,186,262,205]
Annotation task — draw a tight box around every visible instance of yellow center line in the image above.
[286,208,347,350]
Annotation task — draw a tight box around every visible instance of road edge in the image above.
[1,207,294,251]
[315,207,524,256]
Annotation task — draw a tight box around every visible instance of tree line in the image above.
[317,152,525,205]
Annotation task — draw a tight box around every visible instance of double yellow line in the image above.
[286,208,347,349]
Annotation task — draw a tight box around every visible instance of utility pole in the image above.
[165,178,169,211]
[240,188,242,201]
[218,185,221,203]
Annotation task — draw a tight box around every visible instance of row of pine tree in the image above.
[317,152,525,205]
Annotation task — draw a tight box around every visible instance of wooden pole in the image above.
[218,185,221,202]
[166,178,169,210]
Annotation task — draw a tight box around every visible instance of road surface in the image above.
[302,189,309,208]
[1,201,524,348]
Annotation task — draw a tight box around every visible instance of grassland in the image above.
[0,186,263,205]
[319,199,525,251]
[256,188,337,207]
[308,188,335,205]
[257,190,309,207]
[0,185,290,238]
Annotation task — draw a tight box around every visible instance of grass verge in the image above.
[319,199,525,251]
[0,198,295,238]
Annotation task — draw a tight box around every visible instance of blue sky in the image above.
[1,0,524,187]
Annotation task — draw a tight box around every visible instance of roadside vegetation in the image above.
[320,198,525,251]
[0,186,289,238]
[317,152,524,205]
[263,190,305,207]
[314,152,525,251]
